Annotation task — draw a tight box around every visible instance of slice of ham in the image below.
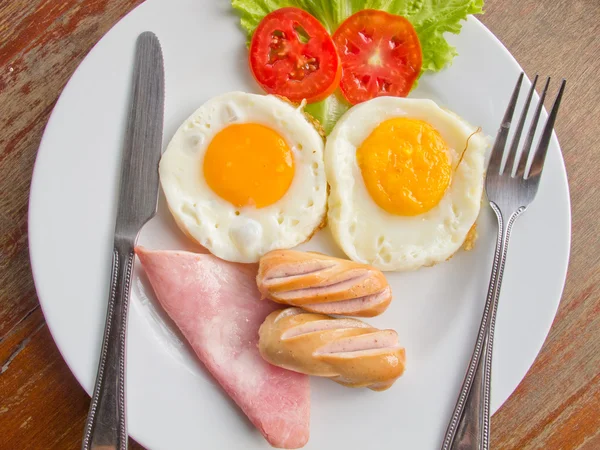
[136,247,310,449]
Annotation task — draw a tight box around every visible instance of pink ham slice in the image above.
[135,247,310,449]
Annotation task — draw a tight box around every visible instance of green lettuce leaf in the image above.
[232,0,484,132]
[304,92,350,135]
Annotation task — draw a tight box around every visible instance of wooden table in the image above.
[1,1,599,448]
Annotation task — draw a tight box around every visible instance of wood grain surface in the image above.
[1,0,598,449]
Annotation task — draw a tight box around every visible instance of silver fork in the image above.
[441,73,566,450]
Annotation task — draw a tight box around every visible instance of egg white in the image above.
[160,92,327,263]
[325,97,490,271]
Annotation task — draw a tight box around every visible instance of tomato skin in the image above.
[333,10,422,105]
[249,7,341,103]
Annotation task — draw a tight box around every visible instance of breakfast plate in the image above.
[29,0,570,449]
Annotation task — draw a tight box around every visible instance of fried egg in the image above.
[325,97,489,271]
[160,92,327,263]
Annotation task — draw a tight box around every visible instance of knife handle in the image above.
[82,239,134,450]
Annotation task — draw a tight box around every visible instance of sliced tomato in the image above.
[249,7,341,103]
[333,10,422,105]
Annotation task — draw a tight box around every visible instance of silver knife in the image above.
[82,31,164,450]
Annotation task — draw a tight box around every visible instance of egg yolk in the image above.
[203,123,294,208]
[357,118,451,216]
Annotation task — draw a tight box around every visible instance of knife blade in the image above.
[82,31,164,450]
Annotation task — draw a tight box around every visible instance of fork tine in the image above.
[488,72,524,175]
[505,74,538,176]
[526,79,566,180]
[515,77,551,177]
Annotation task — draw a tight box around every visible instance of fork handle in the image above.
[442,203,525,450]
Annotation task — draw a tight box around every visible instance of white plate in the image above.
[29,1,570,449]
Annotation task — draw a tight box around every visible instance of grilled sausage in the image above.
[258,308,406,391]
[257,250,392,317]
